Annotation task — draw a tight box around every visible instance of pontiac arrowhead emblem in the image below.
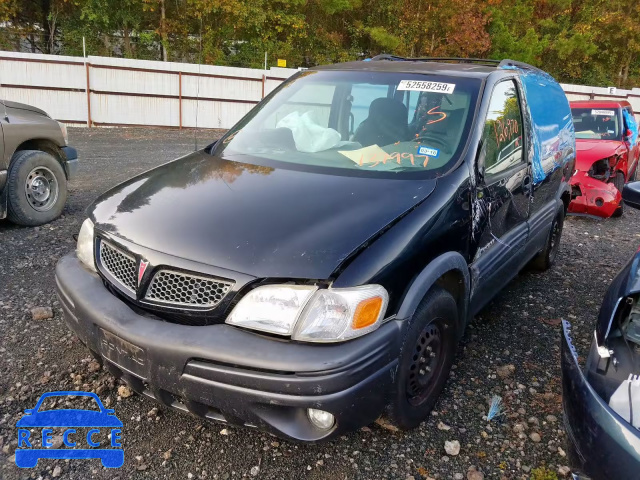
[138,260,149,287]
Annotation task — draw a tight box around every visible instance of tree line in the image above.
[0,0,638,88]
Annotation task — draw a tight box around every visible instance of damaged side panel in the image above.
[516,69,575,185]
[468,67,574,312]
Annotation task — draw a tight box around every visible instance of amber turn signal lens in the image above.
[352,296,383,329]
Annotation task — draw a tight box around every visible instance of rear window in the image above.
[572,107,620,139]
[213,70,481,177]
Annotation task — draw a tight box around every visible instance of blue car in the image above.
[15,391,123,468]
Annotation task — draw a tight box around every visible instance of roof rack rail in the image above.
[497,59,545,73]
[369,55,546,74]
[369,54,501,66]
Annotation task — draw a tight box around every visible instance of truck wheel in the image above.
[530,208,564,271]
[611,172,625,217]
[387,287,458,430]
[6,150,67,226]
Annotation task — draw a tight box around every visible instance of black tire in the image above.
[611,171,625,218]
[387,287,458,430]
[6,150,67,226]
[530,208,564,271]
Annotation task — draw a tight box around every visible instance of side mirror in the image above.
[23,409,34,415]
[622,181,640,210]
[105,408,116,415]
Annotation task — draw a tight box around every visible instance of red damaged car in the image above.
[568,100,639,217]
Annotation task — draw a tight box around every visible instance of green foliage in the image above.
[529,466,558,480]
[488,1,546,65]
[1,0,639,87]
[317,0,360,15]
[365,26,400,51]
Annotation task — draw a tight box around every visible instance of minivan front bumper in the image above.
[55,253,402,442]
[561,321,640,479]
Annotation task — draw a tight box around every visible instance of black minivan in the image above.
[56,57,575,441]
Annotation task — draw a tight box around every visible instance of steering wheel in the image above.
[414,134,450,153]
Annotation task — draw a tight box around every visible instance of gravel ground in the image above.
[1,127,639,480]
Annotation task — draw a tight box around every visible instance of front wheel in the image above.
[6,150,68,226]
[387,287,458,430]
[530,208,564,271]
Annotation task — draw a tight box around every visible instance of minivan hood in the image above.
[90,151,437,280]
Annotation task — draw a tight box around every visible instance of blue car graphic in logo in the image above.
[15,391,123,468]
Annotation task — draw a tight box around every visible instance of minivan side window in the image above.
[481,80,525,178]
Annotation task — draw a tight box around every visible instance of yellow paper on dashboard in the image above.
[338,145,389,166]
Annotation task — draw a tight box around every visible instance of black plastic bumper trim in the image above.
[56,253,403,441]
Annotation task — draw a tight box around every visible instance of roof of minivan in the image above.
[312,60,498,79]
[570,99,632,109]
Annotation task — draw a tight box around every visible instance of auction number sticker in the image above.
[398,80,455,94]
[417,145,440,157]
[591,109,615,116]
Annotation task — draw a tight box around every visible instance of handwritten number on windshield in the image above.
[426,107,447,125]
[358,151,430,168]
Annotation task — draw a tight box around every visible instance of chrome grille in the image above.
[144,270,233,308]
[99,241,137,293]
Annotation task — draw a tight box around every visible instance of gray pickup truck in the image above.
[0,100,78,226]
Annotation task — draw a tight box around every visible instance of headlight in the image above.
[57,121,68,145]
[226,284,389,343]
[226,285,317,335]
[292,285,388,342]
[588,157,612,181]
[76,218,96,272]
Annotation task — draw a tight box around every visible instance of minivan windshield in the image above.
[571,107,621,140]
[213,70,481,176]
